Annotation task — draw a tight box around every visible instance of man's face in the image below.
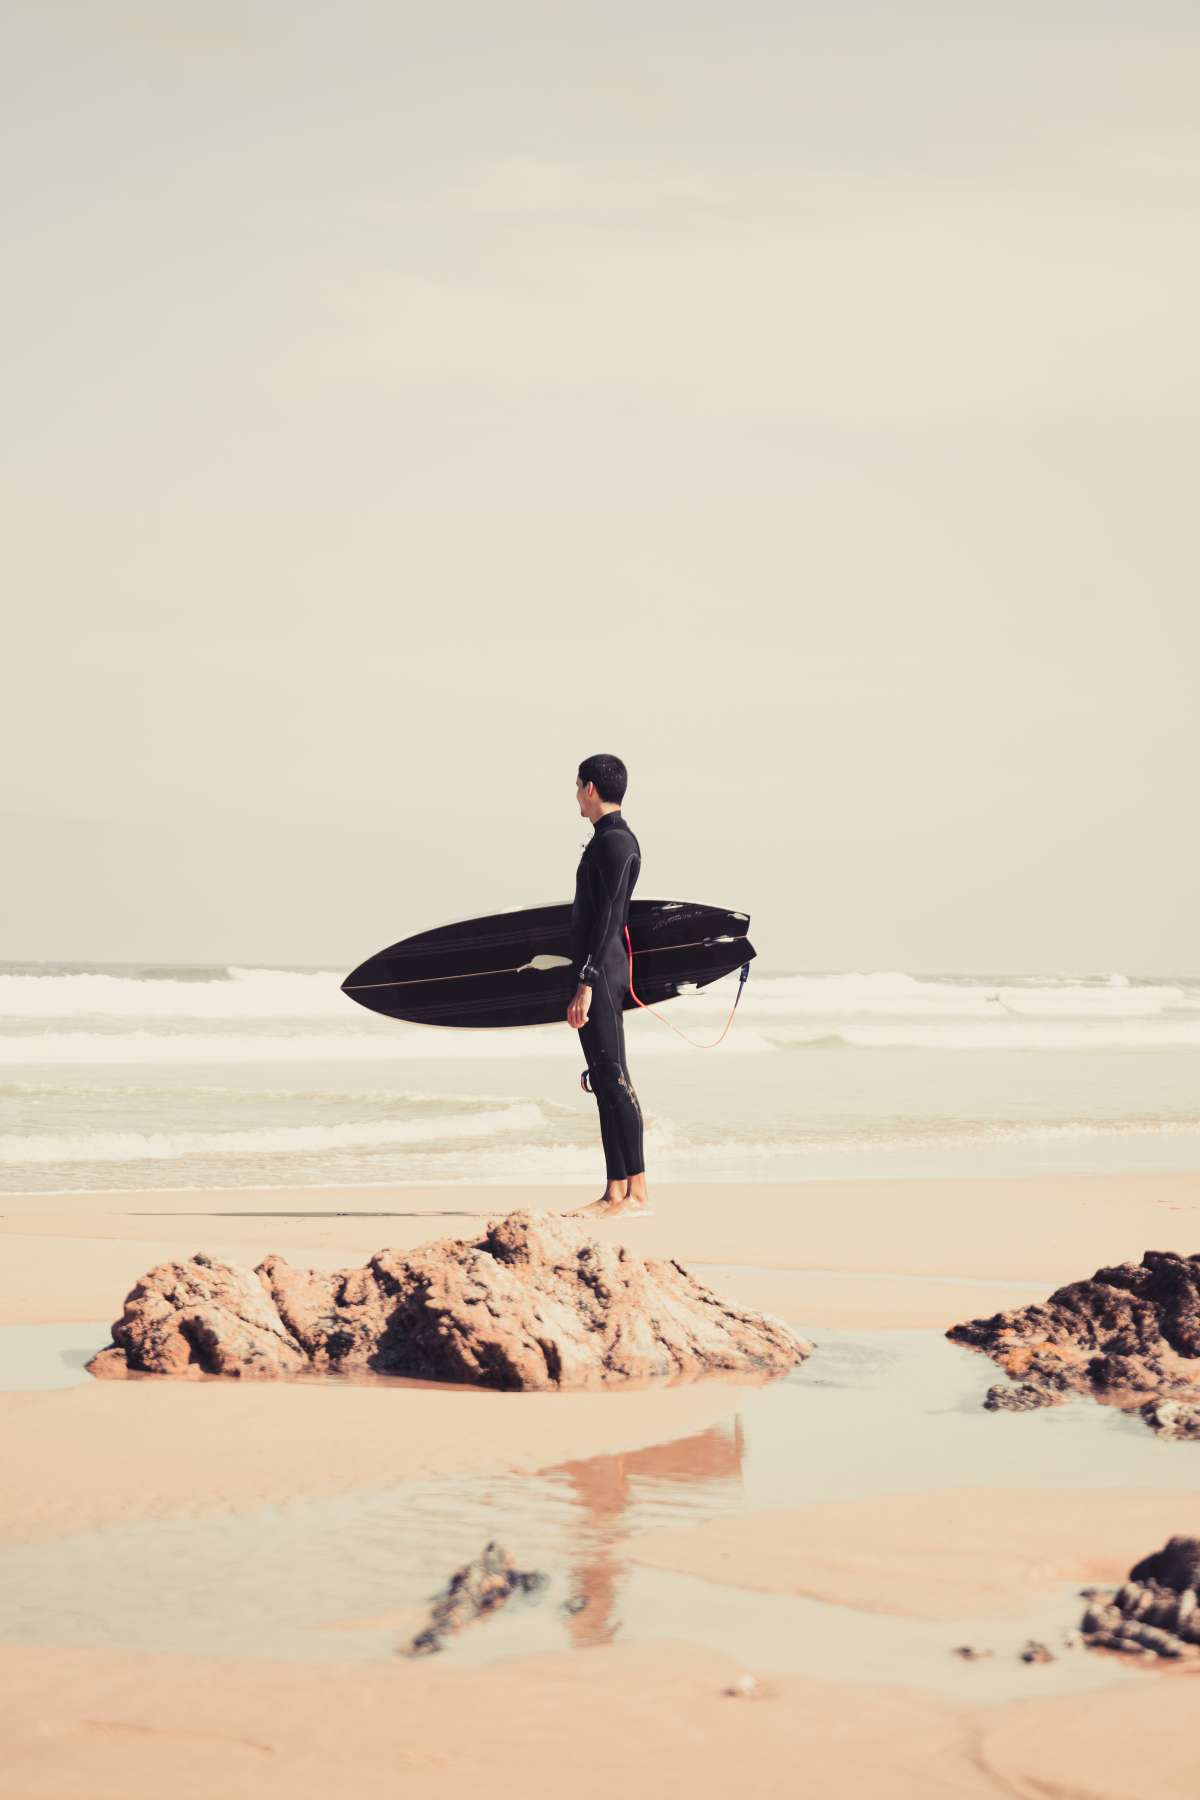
[576,776,596,818]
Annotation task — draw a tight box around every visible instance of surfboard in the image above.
[341,900,755,1029]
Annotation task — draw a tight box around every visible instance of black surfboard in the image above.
[341,900,755,1029]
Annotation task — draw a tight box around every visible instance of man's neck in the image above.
[591,803,621,826]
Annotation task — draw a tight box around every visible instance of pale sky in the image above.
[5,1,1198,972]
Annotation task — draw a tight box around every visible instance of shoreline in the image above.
[5,1169,1200,1795]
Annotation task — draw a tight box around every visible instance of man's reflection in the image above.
[546,1417,745,1646]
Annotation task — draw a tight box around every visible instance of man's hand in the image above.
[567,983,592,1029]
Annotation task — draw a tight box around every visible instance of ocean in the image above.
[3,963,1200,1194]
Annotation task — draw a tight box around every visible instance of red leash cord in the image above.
[623,926,749,1050]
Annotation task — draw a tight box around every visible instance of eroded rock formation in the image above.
[947,1250,1200,1433]
[1082,1536,1200,1659]
[86,1250,310,1379]
[88,1210,811,1389]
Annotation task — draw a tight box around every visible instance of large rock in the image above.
[947,1249,1200,1432]
[88,1210,811,1389]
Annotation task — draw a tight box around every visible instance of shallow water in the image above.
[0,1320,109,1392]
[1,1302,1197,1700]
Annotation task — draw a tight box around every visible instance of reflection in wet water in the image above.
[0,1409,752,1667]
[552,1420,745,1647]
[2,1320,1199,1702]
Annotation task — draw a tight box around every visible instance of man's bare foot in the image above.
[624,1173,651,1214]
[567,1182,628,1217]
[575,1189,654,1220]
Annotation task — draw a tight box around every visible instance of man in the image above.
[567,753,649,1217]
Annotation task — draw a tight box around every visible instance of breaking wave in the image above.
[0,1104,546,1165]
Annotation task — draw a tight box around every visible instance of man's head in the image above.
[576,753,627,822]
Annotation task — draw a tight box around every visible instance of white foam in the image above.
[0,1104,546,1166]
[745,971,1197,1019]
[0,967,346,1021]
[0,1031,555,1065]
[767,1021,1200,1050]
[3,967,1199,1061]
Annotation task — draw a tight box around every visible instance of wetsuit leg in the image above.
[579,961,644,1181]
[580,1018,625,1180]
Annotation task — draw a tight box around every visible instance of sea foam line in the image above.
[5,965,1197,1024]
[0,1105,546,1166]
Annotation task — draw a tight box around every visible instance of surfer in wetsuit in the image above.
[567,754,649,1218]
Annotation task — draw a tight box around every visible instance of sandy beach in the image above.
[9,0,1200,1786]
[4,1171,1200,1797]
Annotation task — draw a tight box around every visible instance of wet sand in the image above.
[3,1171,1200,1797]
[630,1488,1200,1619]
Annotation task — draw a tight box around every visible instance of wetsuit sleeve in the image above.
[578,835,638,985]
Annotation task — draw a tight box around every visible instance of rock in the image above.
[87,1249,307,1380]
[723,1674,762,1697]
[1141,1398,1200,1440]
[948,1250,1200,1432]
[983,1381,1061,1413]
[402,1542,547,1656]
[1081,1535,1200,1659]
[953,1645,993,1661]
[88,1210,812,1388]
[1020,1640,1054,1664]
[1129,1536,1200,1590]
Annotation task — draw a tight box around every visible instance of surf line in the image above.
[344,936,752,992]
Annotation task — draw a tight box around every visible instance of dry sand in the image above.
[4,1170,1200,1798]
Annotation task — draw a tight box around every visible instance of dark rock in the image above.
[1020,1640,1055,1664]
[1081,1535,1200,1659]
[952,1644,993,1661]
[948,1250,1200,1433]
[403,1542,547,1656]
[983,1381,1061,1413]
[88,1210,812,1389]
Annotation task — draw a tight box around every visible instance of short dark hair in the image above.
[578,753,628,805]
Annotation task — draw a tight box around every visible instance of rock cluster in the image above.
[1082,1536,1200,1659]
[404,1542,546,1656]
[948,1250,1200,1433]
[88,1210,811,1389]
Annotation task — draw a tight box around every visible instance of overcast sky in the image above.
[4,1,1198,972]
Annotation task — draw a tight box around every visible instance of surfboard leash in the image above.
[622,925,750,1049]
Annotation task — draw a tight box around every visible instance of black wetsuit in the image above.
[570,810,644,1181]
